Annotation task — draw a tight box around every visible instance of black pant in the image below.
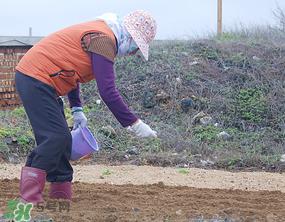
[15,71,73,182]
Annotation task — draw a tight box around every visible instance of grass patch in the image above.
[177,168,190,175]
[101,169,112,176]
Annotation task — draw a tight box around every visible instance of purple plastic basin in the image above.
[70,126,99,161]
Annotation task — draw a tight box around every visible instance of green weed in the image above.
[235,88,267,124]
[177,168,190,175]
[193,125,221,143]
[101,169,112,176]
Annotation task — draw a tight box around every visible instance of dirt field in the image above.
[1,164,285,221]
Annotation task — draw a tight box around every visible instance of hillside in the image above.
[0,28,285,171]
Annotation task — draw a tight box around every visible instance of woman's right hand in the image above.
[128,119,157,138]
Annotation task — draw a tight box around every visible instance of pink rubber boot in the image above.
[49,182,72,200]
[20,166,46,204]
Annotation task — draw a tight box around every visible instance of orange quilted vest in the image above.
[16,20,116,96]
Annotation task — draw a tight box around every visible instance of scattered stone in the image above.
[132,207,140,212]
[156,90,170,102]
[252,55,261,61]
[126,147,139,155]
[214,123,219,127]
[217,131,231,140]
[190,61,199,66]
[200,160,208,167]
[200,116,213,126]
[192,111,207,124]
[180,98,193,112]
[156,181,165,188]
[142,91,156,108]
[280,154,285,163]
[207,160,215,165]
[175,209,182,215]
[4,137,13,144]
[175,77,182,84]
[124,155,130,160]
[199,159,214,167]
[223,65,230,71]
[279,123,285,132]
[137,75,146,81]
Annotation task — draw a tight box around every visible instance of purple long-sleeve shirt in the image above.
[68,53,138,127]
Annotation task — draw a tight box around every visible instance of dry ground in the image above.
[0,164,285,221]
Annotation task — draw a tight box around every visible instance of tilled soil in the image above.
[1,164,285,221]
[0,179,285,222]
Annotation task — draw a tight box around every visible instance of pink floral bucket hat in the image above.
[123,10,157,60]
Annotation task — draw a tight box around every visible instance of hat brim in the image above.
[124,24,149,61]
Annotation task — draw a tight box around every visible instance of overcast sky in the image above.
[1,0,285,39]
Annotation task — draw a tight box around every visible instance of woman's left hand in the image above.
[72,107,87,129]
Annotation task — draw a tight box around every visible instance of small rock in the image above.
[279,123,285,132]
[280,154,285,162]
[192,111,207,124]
[176,209,182,215]
[142,91,156,108]
[99,176,105,179]
[156,90,170,102]
[126,147,139,155]
[200,160,208,167]
[176,77,182,84]
[214,123,219,127]
[180,98,193,112]
[137,75,146,81]
[206,159,215,165]
[252,55,261,61]
[124,154,130,160]
[132,207,140,212]
[96,99,101,105]
[217,131,231,140]
[190,61,199,66]
[200,116,213,126]
[4,137,13,144]
[157,181,165,188]
[223,65,230,71]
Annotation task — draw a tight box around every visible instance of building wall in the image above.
[0,46,31,109]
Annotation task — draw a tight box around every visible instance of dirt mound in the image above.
[1,179,285,221]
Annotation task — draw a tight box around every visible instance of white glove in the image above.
[128,119,157,138]
[71,106,87,130]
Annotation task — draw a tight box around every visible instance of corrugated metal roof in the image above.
[0,36,43,46]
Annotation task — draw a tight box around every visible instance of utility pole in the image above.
[217,0,223,35]
[29,27,32,37]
